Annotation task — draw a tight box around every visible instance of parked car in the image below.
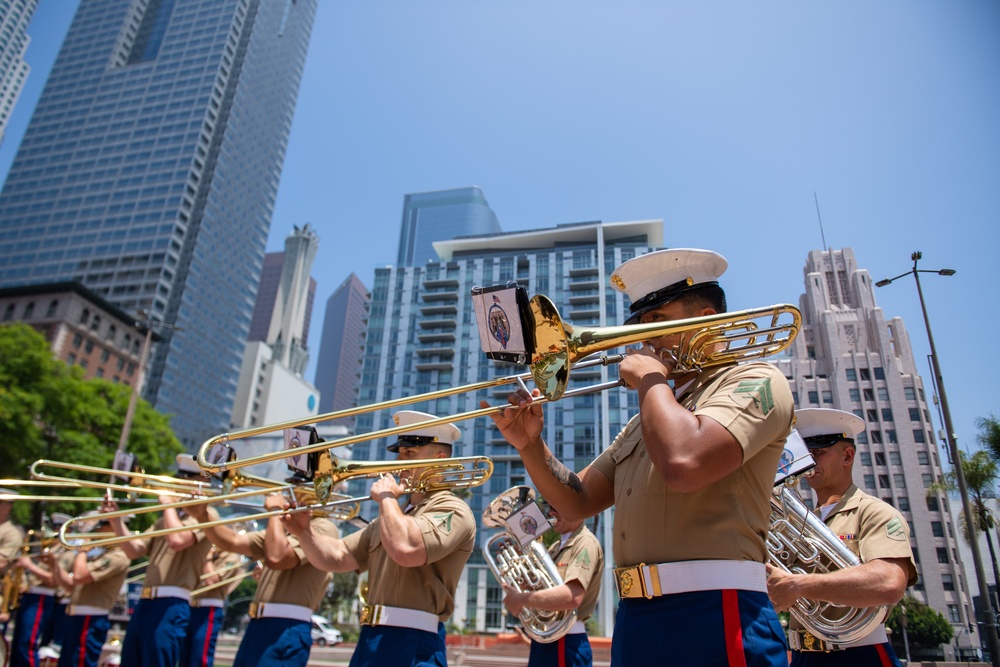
[311,615,342,647]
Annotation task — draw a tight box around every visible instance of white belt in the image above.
[614,560,767,598]
[567,621,586,635]
[191,598,225,609]
[68,605,108,617]
[249,602,312,622]
[790,625,889,652]
[141,585,191,601]
[26,587,57,596]
[360,604,440,634]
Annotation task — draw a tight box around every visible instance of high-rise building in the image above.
[248,251,317,348]
[396,186,501,266]
[231,225,320,429]
[314,272,369,420]
[354,219,664,634]
[0,0,318,448]
[0,0,37,144]
[774,247,977,656]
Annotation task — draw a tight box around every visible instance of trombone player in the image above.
[502,504,603,667]
[1,488,24,629]
[282,410,476,667]
[766,408,917,666]
[488,249,795,667]
[105,454,218,667]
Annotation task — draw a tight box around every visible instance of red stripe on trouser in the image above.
[722,589,747,667]
[200,608,217,666]
[558,636,566,667]
[28,597,47,667]
[875,644,892,666]
[77,616,92,667]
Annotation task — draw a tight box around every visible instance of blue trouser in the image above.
[11,592,56,667]
[57,614,110,667]
[233,618,312,667]
[529,633,592,667]
[41,602,67,649]
[791,643,902,667]
[612,589,787,667]
[120,597,190,667]
[184,605,224,667]
[350,623,447,667]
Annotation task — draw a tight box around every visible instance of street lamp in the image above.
[877,251,1000,666]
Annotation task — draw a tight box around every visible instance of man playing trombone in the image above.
[282,410,477,667]
[186,492,336,667]
[488,248,795,667]
[105,455,218,667]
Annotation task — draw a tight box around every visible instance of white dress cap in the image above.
[610,248,727,323]
[50,512,73,527]
[388,410,461,452]
[795,408,865,442]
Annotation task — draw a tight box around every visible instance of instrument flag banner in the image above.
[774,430,815,486]
[471,284,532,364]
[284,428,311,475]
[505,501,550,547]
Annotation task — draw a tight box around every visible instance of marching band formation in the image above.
[0,248,916,667]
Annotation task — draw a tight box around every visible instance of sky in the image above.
[2,1,998,471]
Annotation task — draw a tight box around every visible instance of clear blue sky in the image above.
[3,1,998,465]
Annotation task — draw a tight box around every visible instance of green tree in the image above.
[979,414,1000,463]
[318,570,359,621]
[0,323,182,527]
[887,595,954,652]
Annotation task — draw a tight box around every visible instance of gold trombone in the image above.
[196,298,800,476]
[30,460,223,500]
[0,479,158,505]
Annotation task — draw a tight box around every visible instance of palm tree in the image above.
[928,450,1000,609]
[978,414,1000,462]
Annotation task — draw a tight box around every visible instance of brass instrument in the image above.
[768,439,890,647]
[1,541,30,618]
[196,297,799,477]
[482,486,576,643]
[30,460,222,500]
[0,479,150,505]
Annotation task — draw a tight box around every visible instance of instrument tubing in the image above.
[140,585,191,601]
[613,560,767,599]
[359,604,439,634]
[248,602,312,622]
[789,625,889,653]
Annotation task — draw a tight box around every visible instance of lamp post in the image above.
[876,251,1000,666]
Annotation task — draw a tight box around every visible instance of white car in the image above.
[311,615,342,647]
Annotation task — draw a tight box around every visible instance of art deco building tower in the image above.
[0,0,318,447]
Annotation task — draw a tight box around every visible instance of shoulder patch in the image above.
[885,517,906,541]
[574,549,591,568]
[430,512,454,535]
[733,378,774,416]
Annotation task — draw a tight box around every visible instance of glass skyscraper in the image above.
[0,0,37,144]
[396,186,502,266]
[0,0,317,447]
[354,218,664,634]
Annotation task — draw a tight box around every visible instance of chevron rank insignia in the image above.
[733,379,774,416]
[885,517,906,541]
[430,512,454,535]
[574,550,591,568]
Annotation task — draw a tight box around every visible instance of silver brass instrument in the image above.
[767,432,889,647]
[482,486,576,643]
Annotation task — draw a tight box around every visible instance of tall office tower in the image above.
[0,0,318,448]
[314,272,370,421]
[0,0,37,144]
[231,225,319,429]
[247,251,316,346]
[772,247,977,656]
[354,219,664,634]
[396,186,502,266]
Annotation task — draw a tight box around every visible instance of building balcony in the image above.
[417,331,456,344]
[418,317,457,329]
[422,278,460,289]
[568,292,599,305]
[568,276,600,290]
[568,265,599,278]
[416,346,455,358]
[420,303,457,316]
[421,290,459,303]
[568,307,600,319]
[415,360,454,372]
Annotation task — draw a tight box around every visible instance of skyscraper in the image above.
[248,251,317,348]
[0,0,318,447]
[0,0,37,144]
[396,186,501,266]
[773,247,976,656]
[314,272,369,419]
[354,218,664,634]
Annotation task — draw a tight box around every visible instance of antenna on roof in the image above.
[813,192,827,252]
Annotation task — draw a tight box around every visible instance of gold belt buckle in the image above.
[249,602,261,619]
[140,587,154,600]
[359,603,382,626]
[614,564,643,599]
[794,630,829,653]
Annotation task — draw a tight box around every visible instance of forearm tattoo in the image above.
[545,452,583,494]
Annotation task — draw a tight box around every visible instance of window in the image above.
[864,474,876,489]
[72,333,82,348]
[822,390,833,404]
[856,432,869,445]
[878,474,890,488]
[922,473,933,488]
[927,496,939,512]
[46,300,59,317]
[904,386,916,400]
[859,452,872,466]
[808,391,819,405]
[942,573,954,590]
[898,496,910,511]
[913,429,926,443]
[937,548,949,564]
[867,409,878,422]
[881,408,894,422]
[849,388,861,402]
[2,304,13,321]
[948,604,961,623]
[874,367,885,380]
[874,453,886,466]
[863,389,874,401]
[860,368,871,381]
[909,407,921,421]
[67,353,76,364]
[871,430,882,443]
[877,387,889,401]
[890,451,901,465]
[893,474,906,488]
[887,430,897,444]
[845,369,857,381]
[100,349,110,363]
[84,340,94,354]
[917,451,930,465]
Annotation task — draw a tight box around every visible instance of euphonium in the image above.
[768,478,890,646]
[481,486,576,643]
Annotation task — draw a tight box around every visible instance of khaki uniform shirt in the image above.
[0,520,24,565]
[344,490,476,621]
[140,509,217,590]
[71,547,130,611]
[192,548,246,602]
[548,524,603,621]
[247,517,337,610]
[591,362,793,566]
